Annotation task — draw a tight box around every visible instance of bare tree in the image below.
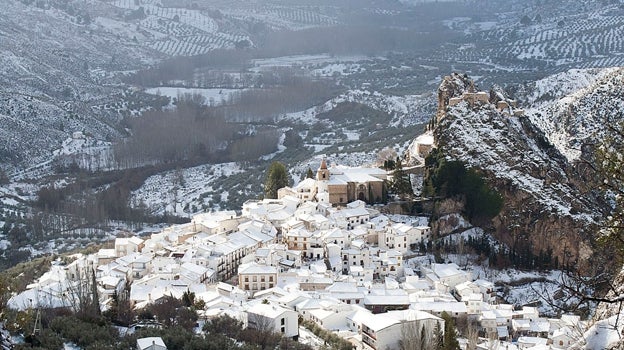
[64,266,100,320]
[244,313,282,350]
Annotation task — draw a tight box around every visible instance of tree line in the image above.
[423,149,503,225]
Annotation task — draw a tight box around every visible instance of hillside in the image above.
[522,67,624,162]
[0,0,162,166]
[426,71,616,271]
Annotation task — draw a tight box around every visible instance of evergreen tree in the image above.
[90,267,101,318]
[182,289,196,307]
[264,161,290,199]
[306,167,314,179]
[391,158,412,198]
[441,311,460,350]
[432,321,444,349]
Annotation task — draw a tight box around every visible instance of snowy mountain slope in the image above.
[0,0,163,168]
[432,1,624,87]
[130,162,244,217]
[522,67,624,161]
[431,73,607,269]
[283,89,436,127]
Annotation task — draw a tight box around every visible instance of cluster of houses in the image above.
[7,162,585,349]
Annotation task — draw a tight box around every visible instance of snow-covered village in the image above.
[2,0,624,349]
[4,158,610,350]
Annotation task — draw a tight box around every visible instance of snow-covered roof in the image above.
[247,303,290,319]
[181,262,208,276]
[294,178,316,190]
[364,294,409,305]
[413,301,468,314]
[137,337,166,350]
[363,314,400,332]
[238,263,277,275]
[431,263,464,278]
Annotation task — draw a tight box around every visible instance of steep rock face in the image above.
[431,73,606,270]
[522,67,624,162]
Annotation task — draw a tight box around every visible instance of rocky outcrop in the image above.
[429,73,607,271]
[436,73,475,123]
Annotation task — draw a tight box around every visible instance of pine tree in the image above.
[90,267,101,317]
[306,168,314,179]
[441,311,460,350]
[264,161,290,199]
[391,158,412,199]
[432,321,444,349]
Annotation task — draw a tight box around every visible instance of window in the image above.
[245,277,249,282]
[252,276,257,282]
[281,318,285,325]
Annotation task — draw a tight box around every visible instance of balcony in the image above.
[362,333,377,349]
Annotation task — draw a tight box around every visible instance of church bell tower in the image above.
[317,158,330,181]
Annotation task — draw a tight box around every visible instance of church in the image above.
[278,159,388,205]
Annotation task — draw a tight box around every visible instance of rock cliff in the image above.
[427,72,611,271]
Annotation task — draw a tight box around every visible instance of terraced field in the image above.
[438,4,624,72]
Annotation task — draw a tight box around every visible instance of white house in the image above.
[137,337,167,350]
[238,263,278,295]
[361,310,443,350]
[380,223,431,253]
[424,263,471,289]
[550,326,576,349]
[115,236,144,257]
[192,211,240,235]
[246,302,299,339]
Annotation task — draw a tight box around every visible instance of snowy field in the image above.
[130,162,244,216]
[250,54,373,72]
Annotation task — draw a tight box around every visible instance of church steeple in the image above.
[317,158,330,181]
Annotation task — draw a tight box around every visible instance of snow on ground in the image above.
[525,67,623,162]
[0,239,10,250]
[311,63,362,77]
[282,89,433,127]
[385,214,429,226]
[260,132,287,161]
[130,162,243,216]
[583,314,624,350]
[144,87,245,106]
[95,17,152,41]
[298,326,325,348]
[250,54,372,72]
[343,131,360,141]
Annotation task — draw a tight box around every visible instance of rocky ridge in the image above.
[427,72,611,270]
